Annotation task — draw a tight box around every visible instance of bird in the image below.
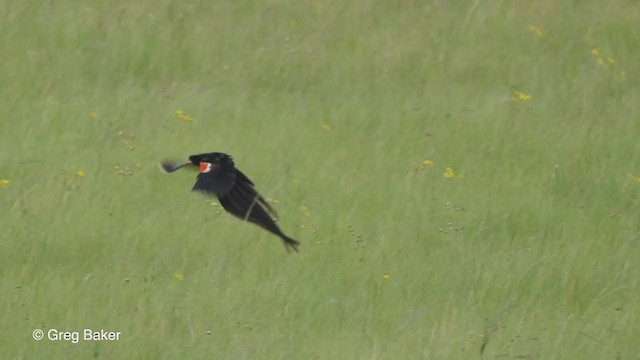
[160,152,300,252]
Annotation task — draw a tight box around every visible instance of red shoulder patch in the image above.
[200,162,212,173]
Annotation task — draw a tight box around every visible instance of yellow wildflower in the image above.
[511,91,532,101]
[0,179,10,187]
[382,273,390,281]
[300,205,311,216]
[422,160,434,167]
[528,25,543,38]
[89,112,98,118]
[175,110,193,122]
[591,48,617,67]
[174,273,184,281]
[628,174,640,183]
[320,122,332,132]
[444,167,455,179]
[77,170,86,177]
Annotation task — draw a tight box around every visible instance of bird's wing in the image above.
[216,169,279,221]
[214,167,298,252]
[234,169,255,186]
[192,165,236,195]
[234,170,279,220]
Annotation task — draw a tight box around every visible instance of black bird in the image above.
[160,152,300,252]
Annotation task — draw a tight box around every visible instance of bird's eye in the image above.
[200,162,212,173]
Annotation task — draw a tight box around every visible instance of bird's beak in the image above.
[159,161,191,173]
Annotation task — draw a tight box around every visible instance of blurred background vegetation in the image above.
[1,1,639,358]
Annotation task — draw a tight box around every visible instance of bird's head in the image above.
[159,152,234,174]
[188,152,234,173]
[188,152,233,165]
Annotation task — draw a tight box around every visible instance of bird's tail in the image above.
[281,235,300,253]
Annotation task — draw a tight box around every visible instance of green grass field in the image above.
[2,1,639,358]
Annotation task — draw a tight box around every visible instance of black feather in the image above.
[176,152,300,252]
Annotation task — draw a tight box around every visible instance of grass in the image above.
[1,0,639,358]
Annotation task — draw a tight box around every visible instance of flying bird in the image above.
[160,152,300,252]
